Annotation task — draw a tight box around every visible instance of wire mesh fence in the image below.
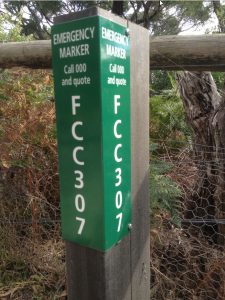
[1,140,225,299]
[150,140,225,300]
[1,67,225,299]
[0,166,66,299]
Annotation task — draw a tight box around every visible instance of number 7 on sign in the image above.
[116,212,123,232]
[76,217,85,235]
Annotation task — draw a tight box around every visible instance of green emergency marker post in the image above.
[52,9,131,252]
[52,7,149,299]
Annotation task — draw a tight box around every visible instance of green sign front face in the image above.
[51,15,131,251]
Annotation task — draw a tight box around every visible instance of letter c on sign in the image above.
[72,121,83,141]
[64,65,68,74]
[73,147,84,165]
[114,144,122,162]
[114,120,122,139]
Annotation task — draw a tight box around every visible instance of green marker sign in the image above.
[51,15,131,251]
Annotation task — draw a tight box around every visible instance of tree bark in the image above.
[176,71,225,244]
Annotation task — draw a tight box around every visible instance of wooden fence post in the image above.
[54,7,150,299]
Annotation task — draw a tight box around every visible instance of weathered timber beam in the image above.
[150,34,225,71]
[1,35,225,71]
[0,40,52,69]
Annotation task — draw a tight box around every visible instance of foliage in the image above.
[150,85,191,147]
[3,1,113,39]
[0,13,32,42]
[212,0,225,32]
[150,70,192,149]
[150,144,181,225]
[150,71,188,225]
[150,71,189,226]
[2,0,222,39]
[150,70,173,96]
[149,1,211,35]
[0,68,64,299]
[212,72,225,92]
[0,69,55,169]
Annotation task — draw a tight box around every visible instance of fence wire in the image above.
[0,165,66,299]
[150,142,225,300]
[1,67,225,298]
[1,141,225,299]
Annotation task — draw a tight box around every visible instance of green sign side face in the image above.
[99,17,131,249]
[51,16,105,250]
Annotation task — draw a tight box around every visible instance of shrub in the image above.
[150,143,181,225]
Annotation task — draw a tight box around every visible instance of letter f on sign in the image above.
[72,96,81,115]
[114,95,121,115]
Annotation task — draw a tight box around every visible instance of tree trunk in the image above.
[176,71,225,244]
[112,1,124,16]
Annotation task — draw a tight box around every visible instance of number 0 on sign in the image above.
[51,15,131,251]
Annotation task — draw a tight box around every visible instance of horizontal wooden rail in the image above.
[0,40,52,69]
[150,34,225,71]
[1,34,225,71]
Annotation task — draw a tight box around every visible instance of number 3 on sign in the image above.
[76,217,85,235]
